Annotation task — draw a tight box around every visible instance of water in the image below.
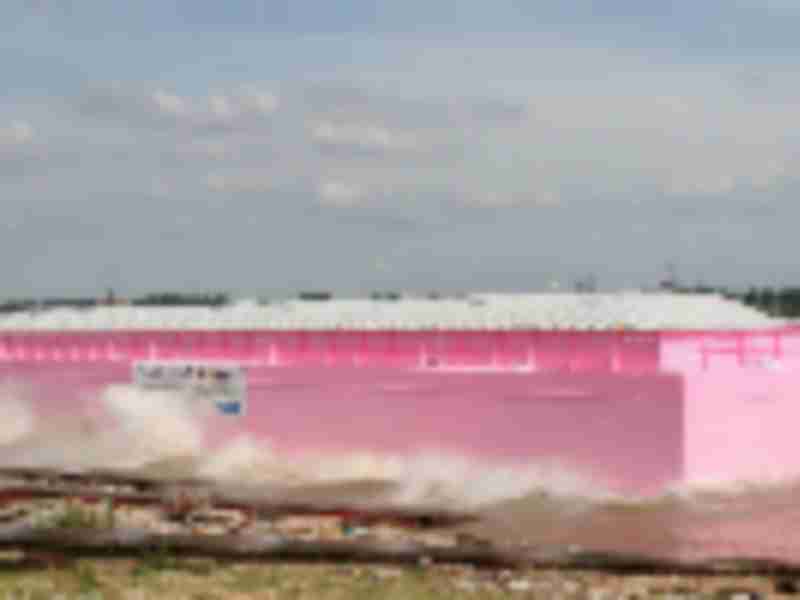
[465,484,800,562]
[3,382,800,565]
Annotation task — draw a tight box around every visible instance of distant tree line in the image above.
[2,287,800,318]
[131,292,229,307]
[740,287,800,318]
[0,298,100,313]
[672,285,800,318]
[0,291,230,313]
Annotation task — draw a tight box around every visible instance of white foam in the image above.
[0,382,34,446]
[371,453,609,509]
[7,381,800,512]
[100,385,206,467]
[197,435,302,483]
[198,438,609,509]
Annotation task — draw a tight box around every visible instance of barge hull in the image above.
[0,329,796,494]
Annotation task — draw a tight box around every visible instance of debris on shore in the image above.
[0,467,793,599]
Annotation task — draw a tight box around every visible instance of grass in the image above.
[35,501,108,531]
[227,566,280,594]
[75,562,101,595]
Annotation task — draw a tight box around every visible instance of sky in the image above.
[2,1,800,298]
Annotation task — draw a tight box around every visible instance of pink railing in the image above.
[0,328,795,373]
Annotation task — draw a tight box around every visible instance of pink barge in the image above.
[1,314,798,495]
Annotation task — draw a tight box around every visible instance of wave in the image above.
[3,381,800,561]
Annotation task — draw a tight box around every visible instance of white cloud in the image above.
[241,89,279,115]
[317,181,367,206]
[459,188,560,208]
[83,86,279,131]
[66,68,800,210]
[178,140,229,160]
[0,121,34,145]
[206,171,275,193]
[664,156,789,197]
[151,90,187,117]
[311,121,418,153]
[508,83,800,199]
[209,95,238,121]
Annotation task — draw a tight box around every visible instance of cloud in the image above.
[496,79,800,200]
[151,90,188,117]
[0,121,34,145]
[53,63,800,213]
[0,120,48,179]
[208,94,237,120]
[206,170,276,193]
[177,140,230,160]
[239,89,280,115]
[317,180,368,206]
[7,17,800,294]
[303,83,526,130]
[310,121,418,154]
[78,85,279,132]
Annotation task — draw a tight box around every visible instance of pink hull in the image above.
[0,328,797,494]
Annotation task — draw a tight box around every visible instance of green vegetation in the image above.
[742,286,800,318]
[370,291,402,301]
[0,291,230,313]
[75,563,101,595]
[0,299,40,313]
[672,284,800,318]
[40,502,103,530]
[298,291,333,301]
[103,498,116,531]
[6,284,800,318]
[131,292,229,307]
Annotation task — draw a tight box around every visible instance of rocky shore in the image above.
[0,559,789,599]
[0,469,794,598]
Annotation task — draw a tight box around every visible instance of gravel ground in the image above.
[0,559,788,599]
[0,487,793,598]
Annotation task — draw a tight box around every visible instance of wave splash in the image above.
[1,382,799,506]
[2,382,800,561]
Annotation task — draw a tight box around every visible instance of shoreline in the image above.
[0,558,785,599]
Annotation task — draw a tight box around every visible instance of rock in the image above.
[562,580,581,595]
[621,587,651,600]
[0,505,29,523]
[648,585,697,599]
[372,567,403,580]
[775,578,800,594]
[439,564,475,576]
[417,532,457,547]
[508,579,532,593]
[454,578,478,593]
[186,508,246,535]
[714,589,762,600]
[587,589,611,600]
[455,533,491,547]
